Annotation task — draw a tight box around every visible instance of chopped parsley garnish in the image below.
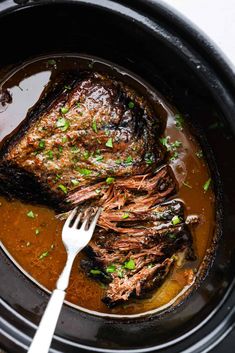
[125,156,133,165]
[196,150,203,158]
[38,140,45,149]
[144,152,155,165]
[106,264,116,273]
[124,259,135,270]
[62,136,68,143]
[122,212,129,219]
[27,210,35,218]
[115,159,122,165]
[90,269,101,275]
[128,101,135,109]
[106,177,115,184]
[147,263,154,269]
[203,178,211,192]
[171,215,181,225]
[47,59,56,66]
[58,145,63,153]
[64,85,71,91]
[175,114,184,130]
[77,168,92,176]
[71,146,80,153]
[35,228,40,235]
[71,179,79,186]
[55,174,61,180]
[92,120,98,133]
[47,150,53,160]
[56,117,70,132]
[183,181,192,189]
[170,151,179,161]
[76,102,81,108]
[39,251,49,260]
[96,155,103,162]
[171,140,182,149]
[117,269,124,278]
[168,233,176,239]
[105,138,113,148]
[61,106,69,114]
[83,151,90,159]
[95,188,101,194]
[159,136,169,147]
[58,184,68,194]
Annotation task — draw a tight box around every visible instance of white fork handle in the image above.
[28,252,77,353]
[28,289,65,353]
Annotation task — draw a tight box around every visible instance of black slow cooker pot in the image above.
[0,0,235,352]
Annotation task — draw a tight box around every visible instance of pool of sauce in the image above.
[0,55,215,315]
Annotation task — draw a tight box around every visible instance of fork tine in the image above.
[64,207,77,228]
[87,207,102,233]
[73,212,82,228]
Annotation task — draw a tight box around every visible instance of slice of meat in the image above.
[0,71,165,209]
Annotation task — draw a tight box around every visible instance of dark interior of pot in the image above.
[1,1,235,352]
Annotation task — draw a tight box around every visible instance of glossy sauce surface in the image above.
[0,56,215,315]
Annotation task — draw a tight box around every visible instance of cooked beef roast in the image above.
[0,70,196,307]
[0,71,164,208]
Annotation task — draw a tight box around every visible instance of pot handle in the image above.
[27,289,65,353]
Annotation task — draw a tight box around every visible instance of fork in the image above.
[28,207,102,353]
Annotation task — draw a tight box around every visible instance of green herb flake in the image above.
[58,145,63,153]
[105,138,113,148]
[61,106,69,114]
[106,264,116,273]
[106,177,115,184]
[168,233,176,239]
[35,228,40,235]
[122,212,129,219]
[47,150,54,160]
[83,151,90,159]
[171,140,182,149]
[76,102,81,108]
[71,146,80,153]
[64,85,71,91]
[147,263,154,269]
[117,269,124,278]
[175,114,184,130]
[171,215,181,225]
[55,174,61,181]
[203,178,211,192]
[128,101,135,109]
[27,210,35,218]
[71,179,79,186]
[196,150,203,158]
[92,120,98,133]
[125,156,133,164]
[95,188,101,194]
[124,259,135,270]
[39,251,49,260]
[38,140,45,149]
[170,151,179,161]
[183,181,192,189]
[144,152,155,165]
[56,117,70,132]
[62,136,68,143]
[90,269,101,275]
[47,59,56,66]
[159,137,169,147]
[77,168,92,176]
[96,155,103,162]
[58,184,68,194]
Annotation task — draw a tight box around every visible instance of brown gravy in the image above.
[0,55,215,315]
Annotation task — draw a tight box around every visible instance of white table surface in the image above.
[162,0,235,68]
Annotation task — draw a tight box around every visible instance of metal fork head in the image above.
[62,207,102,252]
